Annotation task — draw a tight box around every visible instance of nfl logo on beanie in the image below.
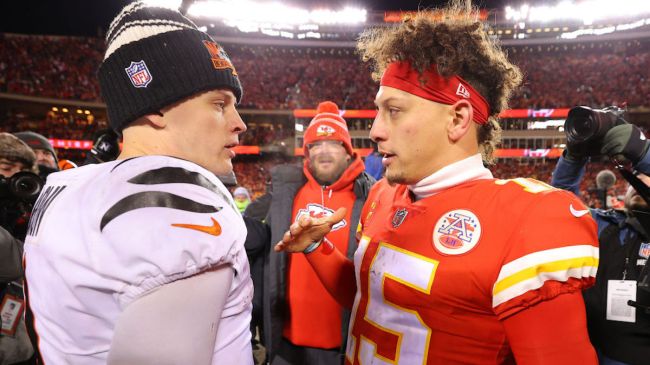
[99,2,242,134]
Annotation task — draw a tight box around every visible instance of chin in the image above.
[385,173,407,185]
[211,162,232,176]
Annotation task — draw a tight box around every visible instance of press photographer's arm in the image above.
[552,109,650,365]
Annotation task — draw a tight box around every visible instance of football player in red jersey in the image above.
[274,1,600,364]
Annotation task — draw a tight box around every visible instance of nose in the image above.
[369,113,386,143]
[231,108,247,134]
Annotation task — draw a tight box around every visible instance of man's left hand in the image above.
[601,124,650,165]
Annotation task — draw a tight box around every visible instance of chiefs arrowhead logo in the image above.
[296,203,346,231]
[316,124,336,137]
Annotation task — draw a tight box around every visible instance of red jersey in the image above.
[345,178,598,364]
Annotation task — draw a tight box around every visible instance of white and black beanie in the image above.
[99,2,242,133]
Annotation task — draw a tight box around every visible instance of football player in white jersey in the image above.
[23,3,253,364]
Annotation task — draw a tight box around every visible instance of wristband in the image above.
[303,239,322,254]
[303,237,335,255]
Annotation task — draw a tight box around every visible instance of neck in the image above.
[119,125,174,160]
[408,154,492,200]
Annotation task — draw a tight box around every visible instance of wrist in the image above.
[563,149,587,164]
[303,239,322,254]
[303,237,334,255]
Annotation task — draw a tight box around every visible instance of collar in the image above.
[408,154,493,200]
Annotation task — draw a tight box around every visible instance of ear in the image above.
[448,100,473,142]
[142,111,167,129]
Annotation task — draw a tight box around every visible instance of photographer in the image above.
[0,133,38,364]
[552,112,650,365]
[14,131,59,180]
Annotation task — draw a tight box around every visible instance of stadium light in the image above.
[141,0,182,10]
[560,18,649,39]
[187,0,367,36]
[504,0,650,25]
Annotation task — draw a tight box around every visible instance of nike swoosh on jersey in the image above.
[172,217,222,236]
[569,204,590,218]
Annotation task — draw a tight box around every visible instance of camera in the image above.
[0,171,44,203]
[565,106,628,156]
[0,171,43,238]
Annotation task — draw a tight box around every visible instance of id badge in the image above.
[606,280,637,323]
[1,293,25,337]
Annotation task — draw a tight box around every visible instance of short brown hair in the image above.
[357,0,522,163]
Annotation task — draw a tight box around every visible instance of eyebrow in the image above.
[210,90,235,102]
[374,96,404,107]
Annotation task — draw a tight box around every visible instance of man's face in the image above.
[0,158,25,178]
[162,89,246,176]
[624,173,650,212]
[370,86,452,185]
[234,194,249,203]
[307,140,351,185]
[34,149,57,169]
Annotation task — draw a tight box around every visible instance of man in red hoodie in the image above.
[260,101,375,365]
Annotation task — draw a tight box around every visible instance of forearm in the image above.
[551,154,587,196]
[503,291,596,365]
[305,240,357,310]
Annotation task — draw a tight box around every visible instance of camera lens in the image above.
[9,172,44,201]
[566,107,597,143]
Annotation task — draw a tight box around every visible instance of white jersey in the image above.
[23,156,253,364]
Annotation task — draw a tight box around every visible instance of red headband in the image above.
[380,61,490,124]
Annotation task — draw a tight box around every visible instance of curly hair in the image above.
[357,0,522,163]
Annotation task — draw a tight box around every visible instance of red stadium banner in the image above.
[498,108,571,119]
[296,147,562,158]
[494,148,564,158]
[50,139,93,150]
[293,109,377,119]
[293,108,571,119]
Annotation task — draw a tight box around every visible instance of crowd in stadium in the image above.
[0,32,641,207]
[1,34,649,110]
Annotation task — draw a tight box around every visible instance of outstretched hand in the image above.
[274,207,347,253]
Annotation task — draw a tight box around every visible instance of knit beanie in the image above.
[233,186,251,200]
[303,101,353,156]
[14,131,58,164]
[0,133,38,173]
[98,2,242,133]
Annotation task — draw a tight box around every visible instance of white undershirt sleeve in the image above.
[107,265,234,365]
